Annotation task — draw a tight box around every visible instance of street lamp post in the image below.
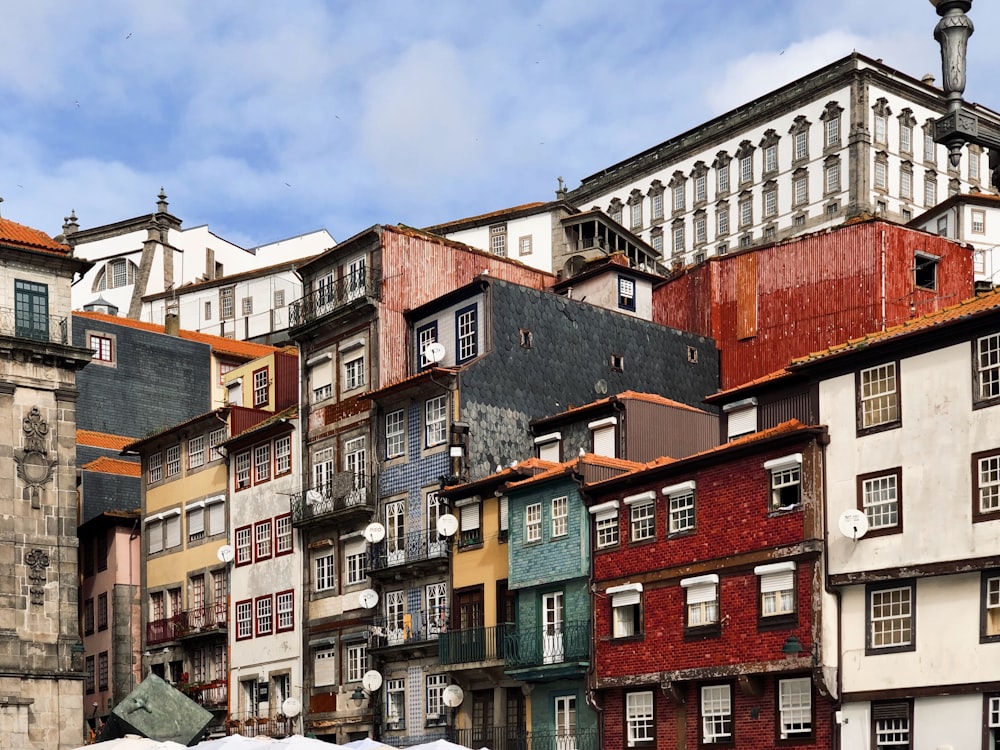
[930,0,1000,188]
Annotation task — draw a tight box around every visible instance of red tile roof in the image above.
[506,454,645,489]
[0,217,71,254]
[73,310,285,360]
[77,430,134,451]
[422,202,548,231]
[81,456,141,477]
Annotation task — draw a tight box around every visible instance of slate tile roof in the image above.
[0,217,70,254]
[81,456,141,477]
[77,430,133,451]
[74,309,285,360]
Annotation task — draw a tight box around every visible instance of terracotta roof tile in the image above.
[73,310,284,360]
[0,217,70,254]
[81,456,141,477]
[506,453,645,489]
[77,430,133,451]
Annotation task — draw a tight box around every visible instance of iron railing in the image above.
[289,269,382,329]
[504,621,590,669]
[452,727,599,750]
[146,602,226,645]
[225,712,294,738]
[0,307,69,345]
[369,607,449,648]
[439,623,511,665]
[290,473,377,526]
[369,528,449,572]
[179,679,227,708]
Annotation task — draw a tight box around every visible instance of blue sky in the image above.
[2,0,999,249]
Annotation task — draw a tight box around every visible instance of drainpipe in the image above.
[576,474,604,745]
[817,429,845,748]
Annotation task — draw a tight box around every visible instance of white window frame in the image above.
[609,583,643,640]
[425,395,447,447]
[755,561,796,618]
[526,502,542,543]
[626,690,654,746]
[315,551,337,592]
[343,356,365,392]
[778,677,812,738]
[862,472,900,531]
[590,500,619,549]
[682,574,719,628]
[346,643,367,683]
[275,435,291,475]
[426,673,447,720]
[165,445,180,478]
[148,452,163,484]
[551,496,568,537]
[187,435,205,470]
[870,584,913,649]
[700,684,732,744]
[663,481,696,534]
[386,409,405,459]
[860,362,898,429]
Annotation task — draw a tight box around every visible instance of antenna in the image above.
[423,342,446,364]
[363,522,386,543]
[837,509,869,541]
[436,514,459,537]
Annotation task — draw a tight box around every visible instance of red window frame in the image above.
[254,520,272,561]
[235,599,253,640]
[276,589,294,632]
[255,594,273,637]
[275,514,293,556]
[235,525,253,567]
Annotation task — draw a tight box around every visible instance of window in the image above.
[417,322,438,369]
[231,451,249,490]
[235,600,253,640]
[14,279,49,341]
[976,334,1000,405]
[695,173,707,203]
[426,674,447,720]
[590,501,619,549]
[255,520,272,561]
[187,504,205,542]
[254,443,271,484]
[276,590,294,632]
[900,166,913,200]
[778,678,812,739]
[98,651,109,691]
[860,469,902,533]
[386,410,405,458]
[651,189,664,220]
[90,334,113,363]
[900,122,912,153]
[345,437,367,500]
[346,540,367,585]
[609,199,623,225]
[764,144,778,173]
[85,655,95,694]
[165,445,180,478]
[84,598,95,634]
[924,128,937,162]
[315,551,336,592]
[716,205,729,235]
[458,501,481,548]
[872,701,911,749]
[209,429,226,464]
[255,595,273,636]
[241,297,253,316]
[973,209,986,233]
[188,435,205,470]
[874,113,887,144]
[425,395,447,447]
[148,452,163,484]
[525,502,542,543]
[672,223,685,254]
[625,491,655,542]
[272,514,291,556]
[765,454,802,510]
[825,159,841,193]
[794,130,808,161]
[456,304,478,362]
[763,186,777,217]
[631,199,643,229]
[235,525,252,566]
[272,288,285,308]
[618,276,636,311]
[924,173,938,207]
[552,496,568,537]
[825,115,841,148]
[519,235,533,256]
[347,644,367,683]
[664,481,696,535]
[859,362,899,431]
[344,356,365,391]
[220,287,235,319]
[683,575,719,631]
[739,195,752,227]
[386,678,405,728]
[982,571,1000,641]
[147,520,164,554]
[275,435,291,475]
[867,581,914,653]
[700,684,732,744]
[626,690,654,746]
[610,584,643,640]
[717,161,730,194]
[164,514,181,549]
[694,214,707,244]
[874,156,888,191]
[204,300,212,320]
[739,154,753,184]
[975,451,1000,520]
[755,562,796,623]
[490,224,507,257]
[914,252,938,290]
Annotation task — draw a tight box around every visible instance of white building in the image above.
[713,290,1000,749]
[565,53,1000,268]
[910,192,1000,286]
[65,190,334,336]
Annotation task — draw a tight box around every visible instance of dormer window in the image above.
[618,276,636,311]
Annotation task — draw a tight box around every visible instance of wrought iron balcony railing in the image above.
[369,607,449,649]
[503,620,590,669]
[0,307,69,345]
[452,727,599,750]
[369,528,449,572]
[146,602,227,645]
[146,613,185,645]
[225,712,294,738]
[289,269,382,329]
[290,473,376,526]
[439,623,511,666]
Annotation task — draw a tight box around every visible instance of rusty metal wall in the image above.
[624,400,719,462]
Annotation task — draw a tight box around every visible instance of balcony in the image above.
[289,269,382,330]
[439,623,511,666]
[291,473,376,527]
[369,529,450,578]
[146,603,227,645]
[369,607,448,651]
[452,727,599,750]
[179,678,227,709]
[504,621,590,673]
[1,307,69,345]
[225,712,295,738]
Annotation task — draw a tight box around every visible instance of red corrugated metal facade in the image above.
[378,227,555,386]
[653,220,974,389]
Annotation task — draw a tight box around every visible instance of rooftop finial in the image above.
[157,188,168,213]
[62,210,79,235]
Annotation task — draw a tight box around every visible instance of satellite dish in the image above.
[442,684,465,708]
[363,522,386,543]
[359,589,379,609]
[217,545,235,564]
[838,509,869,540]
[281,697,302,718]
[362,670,383,693]
[436,514,459,537]
[423,342,446,364]
[306,489,322,504]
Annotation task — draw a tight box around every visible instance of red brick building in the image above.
[583,420,837,749]
[652,219,973,390]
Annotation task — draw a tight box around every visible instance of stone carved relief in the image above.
[13,406,57,509]
[25,548,50,605]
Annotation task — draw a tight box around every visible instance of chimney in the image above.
[922,73,936,87]
[164,299,180,336]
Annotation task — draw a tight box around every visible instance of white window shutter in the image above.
[188,508,204,536]
[208,502,225,536]
[460,503,480,531]
[499,496,509,532]
[165,515,181,549]
[592,425,616,457]
[313,648,337,686]
[760,571,795,593]
[538,441,560,462]
[727,405,757,439]
[149,521,163,553]
[686,582,716,605]
[612,590,641,608]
